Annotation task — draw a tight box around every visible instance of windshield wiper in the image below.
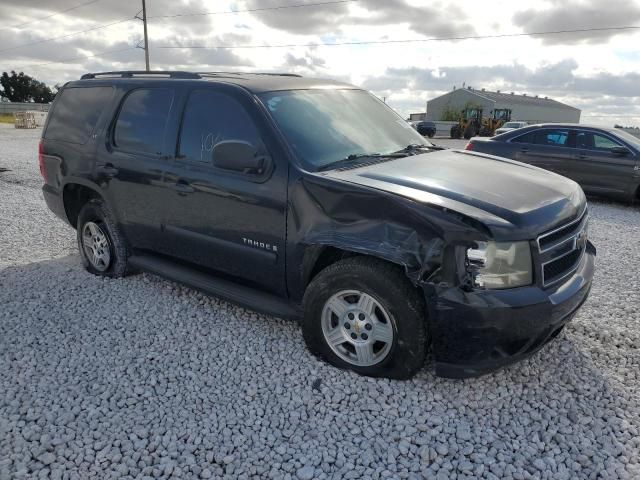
[317,153,384,171]
[318,149,419,172]
[392,143,444,154]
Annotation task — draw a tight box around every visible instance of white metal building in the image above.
[426,87,581,124]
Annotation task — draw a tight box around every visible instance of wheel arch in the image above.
[301,244,427,292]
[302,245,360,288]
[62,182,103,229]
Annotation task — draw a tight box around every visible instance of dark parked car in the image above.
[412,120,436,137]
[40,71,595,379]
[467,124,640,202]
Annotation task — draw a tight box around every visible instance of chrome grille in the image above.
[537,209,588,287]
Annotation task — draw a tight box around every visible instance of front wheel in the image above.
[302,257,427,379]
[464,124,476,139]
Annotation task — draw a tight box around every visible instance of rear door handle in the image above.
[172,181,195,195]
[520,147,529,153]
[578,153,588,160]
[97,164,119,177]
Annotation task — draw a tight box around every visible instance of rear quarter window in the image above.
[44,86,113,144]
[511,131,536,144]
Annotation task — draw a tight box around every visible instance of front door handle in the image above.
[578,153,588,160]
[172,181,195,195]
[97,164,119,177]
[520,147,529,153]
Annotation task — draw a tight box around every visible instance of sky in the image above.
[0,0,639,126]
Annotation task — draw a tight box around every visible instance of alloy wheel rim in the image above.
[321,289,395,367]
[82,221,111,272]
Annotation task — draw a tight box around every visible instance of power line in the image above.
[0,0,101,30]
[11,46,138,70]
[157,25,640,50]
[149,0,357,20]
[0,16,134,54]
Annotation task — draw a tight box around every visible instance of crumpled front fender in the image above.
[286,173,489,301]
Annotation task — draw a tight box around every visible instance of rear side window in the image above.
[513,129,569,146]
[45,86,113,144]
[114,88,174,155]
[536,129,570,146]
[178,90,262,164]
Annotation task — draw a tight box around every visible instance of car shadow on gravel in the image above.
[1,255,638,478]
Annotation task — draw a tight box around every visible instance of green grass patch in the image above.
[0,113,14,124]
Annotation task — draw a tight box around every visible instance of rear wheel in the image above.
[302,257,427,379]
[77,199,130,277]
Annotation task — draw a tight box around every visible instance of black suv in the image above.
[40,71,595,379]
[413,120,437,138]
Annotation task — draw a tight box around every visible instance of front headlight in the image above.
[466,241,532,289]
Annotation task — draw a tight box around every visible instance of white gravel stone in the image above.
[1,125,639,479]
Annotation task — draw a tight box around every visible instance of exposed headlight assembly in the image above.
[467,241,533,289]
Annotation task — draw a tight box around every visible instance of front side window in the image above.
[114,88,174,155]
[178,90,262,164]
[593,133,622,151]
[575,131,623,151]
[259,89,430,169]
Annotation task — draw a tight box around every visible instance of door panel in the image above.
[566,130,638,198]
[511,128,573,174]
[96,87,179,250]
[160,87,288,296]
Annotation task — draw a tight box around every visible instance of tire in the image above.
[450,126,461,139]
[76,198,130,277]
[464,124,476,139]
[427,131,435,138]
[302,257,427,379]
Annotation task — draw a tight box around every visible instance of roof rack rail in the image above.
[197,71,303,78]
[80,71,201,80]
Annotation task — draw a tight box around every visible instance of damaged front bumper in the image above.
[428,241,596,379]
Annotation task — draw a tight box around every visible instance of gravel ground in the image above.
[1,124,639,479]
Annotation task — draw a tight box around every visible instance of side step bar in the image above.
[129,254,301,320]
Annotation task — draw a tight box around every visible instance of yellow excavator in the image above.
[479,109,512,137]
[450,108,483,139]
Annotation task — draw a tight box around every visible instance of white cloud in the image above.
[0,0,638,125]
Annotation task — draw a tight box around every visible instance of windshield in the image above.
[613,129,640,147]
[260,89,431,170]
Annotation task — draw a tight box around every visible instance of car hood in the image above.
[319,149,586,240]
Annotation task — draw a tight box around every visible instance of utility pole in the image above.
[141,0,150,71]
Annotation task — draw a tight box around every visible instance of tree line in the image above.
[0,71,57,103]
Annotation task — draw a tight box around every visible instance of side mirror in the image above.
[212,140,270,174]
[611,145,631,156]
